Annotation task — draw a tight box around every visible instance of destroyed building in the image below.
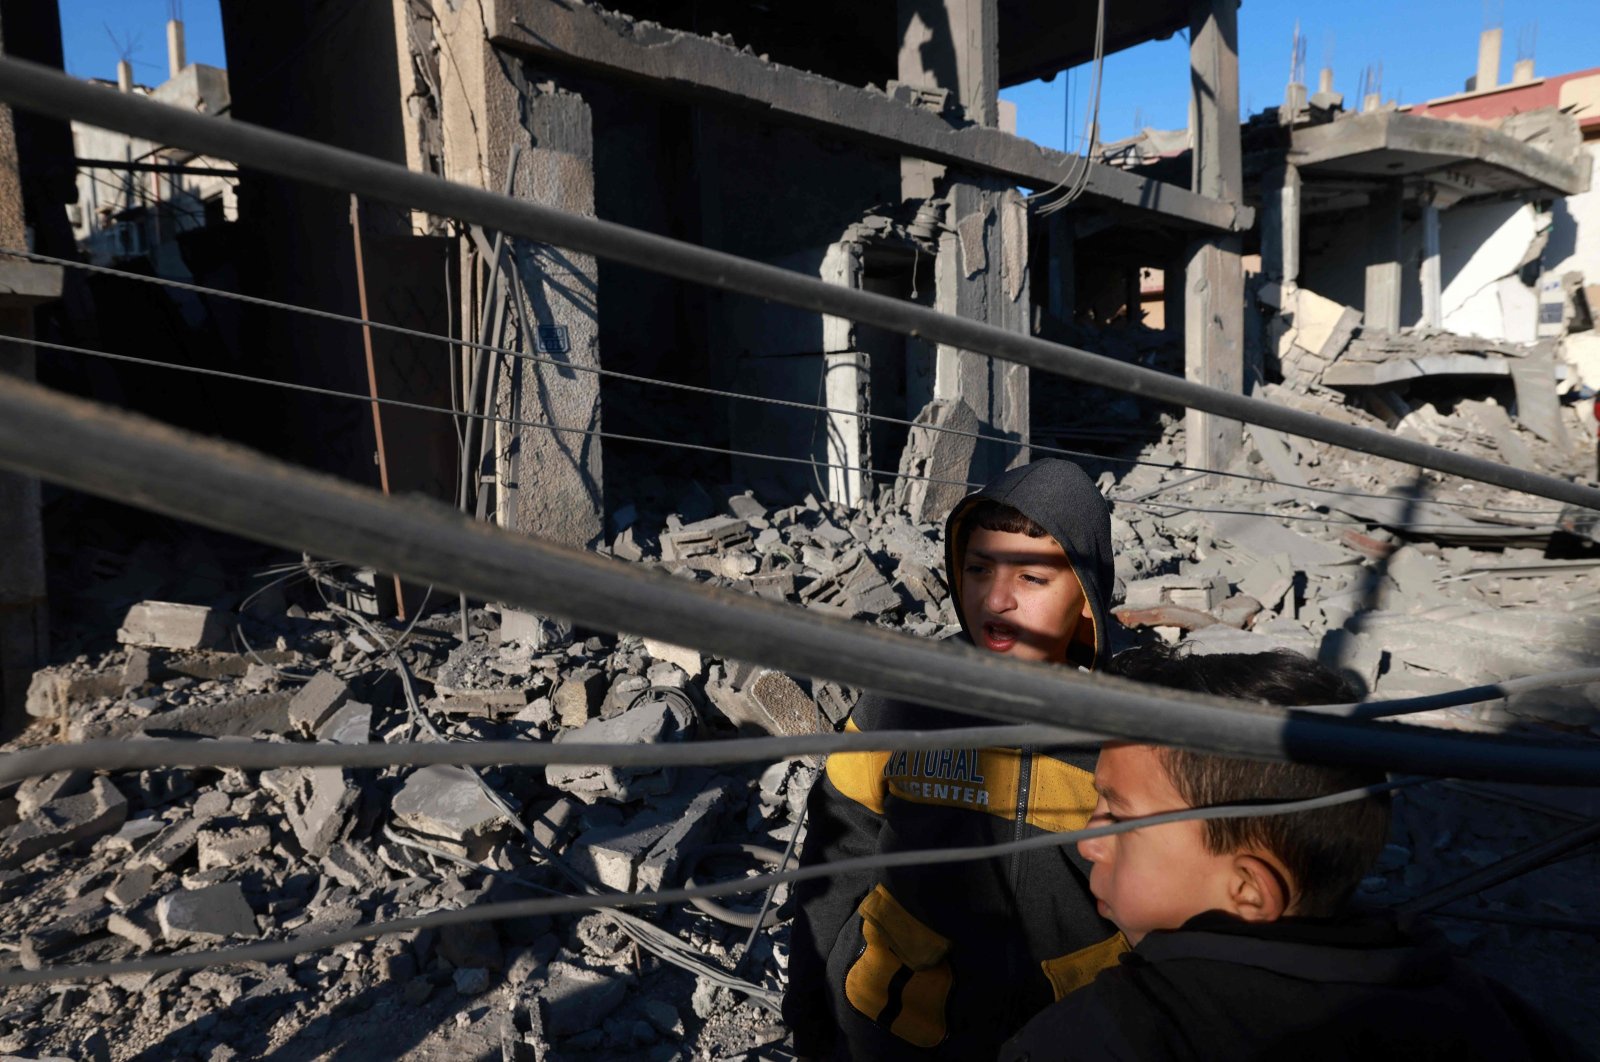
[2,2,1600,1060]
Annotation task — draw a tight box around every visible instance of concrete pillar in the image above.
[491,78,603,549]
[1045,210,1074,323]
[1318,67,1334,94]
[1184,0,1244,472]
[1420,193,1442,329]
[821,242,870,506]
[0,33,53,734]
[166,19,186,80]
[1259,162,1300,286]
[433,2,603,548]
[1364,183,1403,334]
[900,0,1025,480]
[933,181,1029,480]
[897,0,998,126]
[1475,28,1502,93]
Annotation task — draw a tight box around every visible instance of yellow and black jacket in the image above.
[784,460,1127,1061]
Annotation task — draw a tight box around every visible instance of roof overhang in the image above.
[1289,111,1587,199]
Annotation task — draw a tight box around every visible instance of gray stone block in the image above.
[196,825,272,871]
[156,882,258,943]
[261,766,358,859]
[636,777,734,890]
[287,672,351,734]
[390,765,510,856]
[545,696,695,804]
[552,668,606,728]
[539,961,628,1038]
[316,700,372,745]
[641,637,703,678]
[116,601,228,650]
[0,777,127,869]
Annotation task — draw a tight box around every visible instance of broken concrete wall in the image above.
[1545,143,1600,325]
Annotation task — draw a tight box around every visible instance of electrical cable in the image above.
[0,725,1097,787]
[3,59,1596,510]
[1,247,1565,521]
[8,333,1562,535]
[9,374,1600,786]
[0,778,1415,987]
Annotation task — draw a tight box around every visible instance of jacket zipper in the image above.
[1010,745,1033,890]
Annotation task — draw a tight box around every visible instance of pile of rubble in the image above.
[6,368,1600,1054]
[0,485,971,1060]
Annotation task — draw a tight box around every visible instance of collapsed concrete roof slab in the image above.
[1321,352,1520,388]
[1289,111,1587,198]
[489,0,1251,232]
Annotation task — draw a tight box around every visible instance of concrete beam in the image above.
[487,0,1251,233]
[1184,0,1244,472]
[1290,111,1586,197]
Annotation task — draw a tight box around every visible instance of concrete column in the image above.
[1184,0,1244,472]
[1045,210,1074,323]
[901,0,1025,480]
[1420,192,1442,329]
[490,75,603,548]
[0,64,49,734]
[897,0,998,127]
[1260,162,1300,286]
[1475,28,1502,92]
[1364,183,1404,334]
[821,242,869,506]
[933,181,1029,480]
[430,0,603,548]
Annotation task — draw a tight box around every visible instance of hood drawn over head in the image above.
[944,458,1114,669]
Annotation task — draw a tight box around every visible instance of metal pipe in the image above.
[2,56,1597,510]
[4,374,1600,783]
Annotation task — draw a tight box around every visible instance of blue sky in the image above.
[59,0,225,83]
[57,0,1600,152]
[1005,0,1600,152]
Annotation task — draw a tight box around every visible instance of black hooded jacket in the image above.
[783,460,1124,1061]
[999,912,1585,1062]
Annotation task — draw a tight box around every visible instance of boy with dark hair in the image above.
[1001,645,1577,1062]
[784,459,1125,1060]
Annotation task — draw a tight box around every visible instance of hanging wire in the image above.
[8,333,1562,535]
[0,247,1564,521]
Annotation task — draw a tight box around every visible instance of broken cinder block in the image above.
[117,601,228,651]
[287,672,352,734]
[156,882,258,943]
[0,777,128,869]
[390,765,510,857]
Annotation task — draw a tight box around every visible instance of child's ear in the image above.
[1228,854,1290,924]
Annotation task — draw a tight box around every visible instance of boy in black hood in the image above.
[783,459,1124,1060]
[999,645,1580,1062]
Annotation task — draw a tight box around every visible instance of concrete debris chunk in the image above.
[155,882,258,943]
[546,694,696,804]
[196,825,272,871]
[15,770,91,819]
[553,667,607,728]
[390,765,510,856]
[0,777,128,869]
[636,777,734,890]
[642,637,703,678]
[539,961,629,1038]
[659,515,752,562]
[116,601,228,650]
[893,398,979,523]
[316,700,372,744]
[287,672,351,734]
[260,766,358,859]
[106,863,162,908]
[1122,574,1227,612]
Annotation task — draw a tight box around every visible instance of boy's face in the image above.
[959,528,1091,664]
[1076,744,1248,946]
